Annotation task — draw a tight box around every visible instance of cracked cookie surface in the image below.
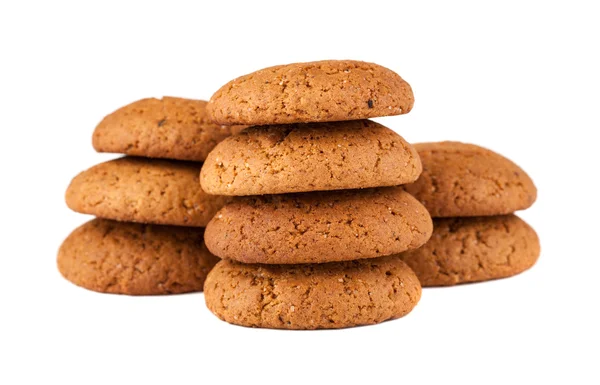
[403,142,537,217]
[399,215,540,286]
[205,187,432,264]
[66,157,230,226]
[93,97,246,161]
[58,219,219,295]
[204,256,421,329]
[207,60,414,125]
[200,120,422,195]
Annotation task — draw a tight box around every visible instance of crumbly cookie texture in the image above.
[57,219,219,295]
[66,157,230,226]
[93,97,246,161]
[204,187,432,264]
[403,142,537,217]
[200,120,422,196]
[204,256,421,329]
[399,215,540,286]
[207,60,414,125]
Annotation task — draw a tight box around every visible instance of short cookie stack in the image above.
[401,142,540,286]
[58,97,243,295]
[200,60,433,329]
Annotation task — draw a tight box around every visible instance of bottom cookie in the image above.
[399,215,539,286]
[58,218,218,295]
[204,256,421,329]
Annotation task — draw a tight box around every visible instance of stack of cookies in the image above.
[400,142,540,286]
[199,60,433,329]
[57,60,541,329]
[58,97,244,295]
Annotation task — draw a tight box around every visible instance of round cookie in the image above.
[58,219,219,295]
[66,157,229,226]
[403,142,537,217]
[205,187,432,264]
[398,215,540,286]
[93,97,246,161]
[200,120,422,196]
[204,256,421,329]
[207,60,414,125]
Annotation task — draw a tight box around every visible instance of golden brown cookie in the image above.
[66,157,229,226]
[399,215,540,286]
[93,97,246,161]
[403,142,537,217]
[205,187,432,264]
[57,219,219,295]
[207,60,414,125]
[204,256,421,329]
[200,120,422,196]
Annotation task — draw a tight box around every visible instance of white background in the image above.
[1,1,598,384]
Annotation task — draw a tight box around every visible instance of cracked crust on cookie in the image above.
[398,215,540,286]
[204,256,421,329]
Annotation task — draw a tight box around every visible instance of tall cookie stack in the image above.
[58,97,243,295]
[400,142,540,286]
[200,60,433,329]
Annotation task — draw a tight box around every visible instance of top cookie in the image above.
[93,97,246,161]
[403,142,537,217]
[200,120,422,196]
[207,60,414,125]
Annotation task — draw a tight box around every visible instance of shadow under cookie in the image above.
[398,215,540,286]
[57,219,219,295]
[203,256,421,330]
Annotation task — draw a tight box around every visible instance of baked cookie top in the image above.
[207,60,414,125]
[66,157,229,226]
[58,219,218,295]
[200,120,422,195]
[403,142,537,217]
[93,97,246,161]
[204,187,432,264]
[399,215,540,286]
[204,256,421,329]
